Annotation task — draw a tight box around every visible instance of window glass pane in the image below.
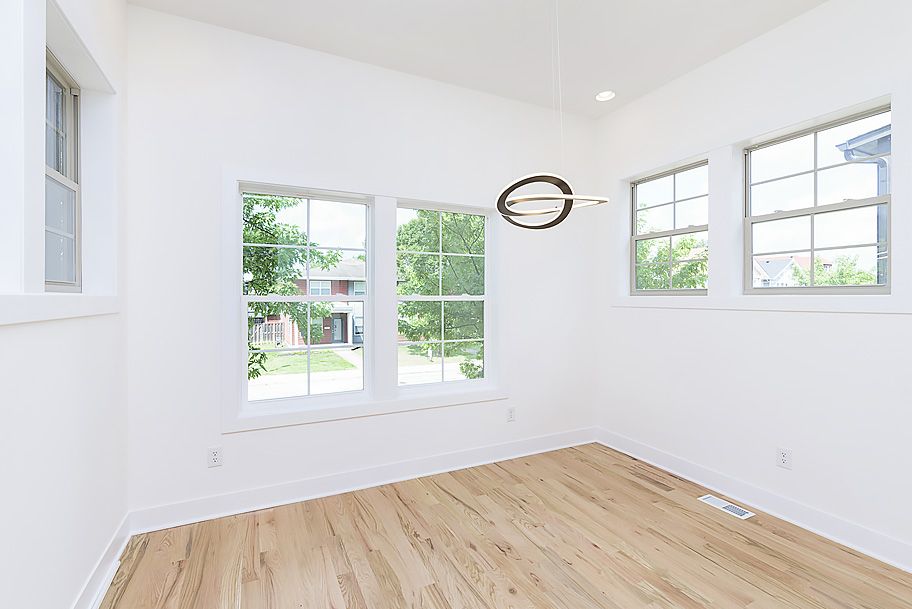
[635,236,670,265]
[752,216,811,253]
[675,196,707,229]
[243,194,309,246]
[312,301,361,345]
[750,134,813,184]
[635,264,670,290]
[397,208,440,252]
[635,203,673,234]
[443,301,483,341]
[750,173,814,215]
[247,349,309,401]
[398,301,442,342]
[310,345,364,395]
[752,254,811,288]
[45,232,75,283]
[309,199,366,250]
[45,175,75,235]
[671,260,708,289]
[672,231,708,261]
[398,343,442,386]
[817,111,890,168]
[243,246,307,295]
[814,246,882,286]
[46,73,66,174]
[442,255,484,296]
[397,253,440,295]
[247,302,309,348]
[444,342,484,381]
[635,174,673,208]
[441,212,485,255]
[311,249,366,286]
[814,205,882,249]
[816,163,880,206]
[675,165,708,200]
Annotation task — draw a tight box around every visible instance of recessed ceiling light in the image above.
[595,90,616,102]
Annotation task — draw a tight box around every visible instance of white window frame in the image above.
[744,106,891,295]
[396,203,490,388]
[630,160,709,295]
[240,185,370,408]
[221,180,503,433]
[45,51,81,293]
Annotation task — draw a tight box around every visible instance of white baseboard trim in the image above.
[130,427,597,535]
[595,428,912,574]
[72,514,131,609]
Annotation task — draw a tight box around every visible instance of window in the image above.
[352,281,366,296]
[396,207,486,386]
[45,52,80,291]
[309,280,331,295]
[746,108,890,292]
[242,192,367,401]
[632,162,709,293]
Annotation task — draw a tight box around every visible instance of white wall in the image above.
[595,0,912,565]
[0,1,128,609]
[125,7,600,519]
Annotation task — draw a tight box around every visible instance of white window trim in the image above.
[630,160,709,296]
[0,6,120,325]
[744,106,891,295]
[611,98,905,315]
[221,178,503,434]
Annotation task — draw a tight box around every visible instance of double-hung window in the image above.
[396,207,486,386]
[45,53,80,291]
[631,162,709,293]
[242,191,368,401]
[746,108,891,292]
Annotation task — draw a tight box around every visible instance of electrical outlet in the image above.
[207,446,223,468]
[506,407,516,423]
[776,447,792,470]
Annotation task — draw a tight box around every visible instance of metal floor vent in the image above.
[698,494,755,520]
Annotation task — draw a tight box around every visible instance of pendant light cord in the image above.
[554,0,566,175]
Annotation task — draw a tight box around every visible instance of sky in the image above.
[275,198,367,250]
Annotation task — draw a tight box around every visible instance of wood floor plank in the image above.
[99,445,912,609]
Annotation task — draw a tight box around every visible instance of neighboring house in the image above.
[250,257,366,347]
[752,254,809,287]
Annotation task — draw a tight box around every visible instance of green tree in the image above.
[397,211,485,379]
[790,254,876,287]
[635,234,708,290]
[243,194,340,379]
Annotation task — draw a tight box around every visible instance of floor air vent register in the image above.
[698,494,756,520]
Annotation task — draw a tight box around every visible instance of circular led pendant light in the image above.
[497,174,609,230]
[497,1,610,229]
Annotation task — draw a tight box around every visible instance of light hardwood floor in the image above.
[100,444,912,608]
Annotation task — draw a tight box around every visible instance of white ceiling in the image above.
[130,0,825,117]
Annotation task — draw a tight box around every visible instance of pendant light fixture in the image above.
[497,0,610,229]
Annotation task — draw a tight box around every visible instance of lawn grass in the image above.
[261,349,355,375]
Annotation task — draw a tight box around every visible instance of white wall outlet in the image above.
[776,447,792,470]
[207,446,223,468]
[506,407,516,423]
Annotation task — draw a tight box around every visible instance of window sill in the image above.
[0,293,120,326]
[611,293,909,315]
[223,386,508,434]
